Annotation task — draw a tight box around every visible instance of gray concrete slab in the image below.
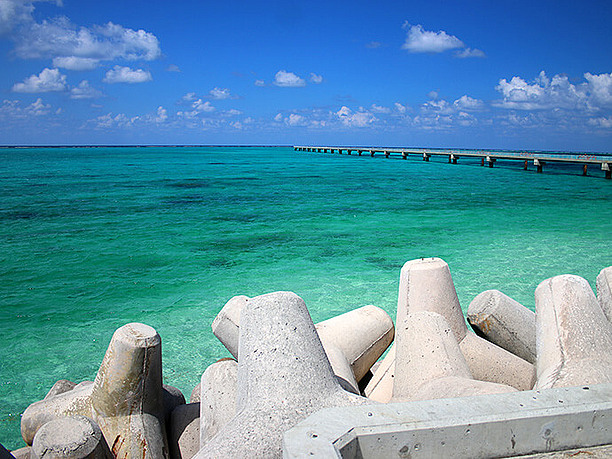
[596,266,612,323]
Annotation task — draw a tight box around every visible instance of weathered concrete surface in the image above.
[7,447,30,459]
[315,305,394,382]
[467,289,537,363]
[513,444,612,458]
[363,345,395,402]
[392,311,516,402]
[535,275,612,389]
[43,380,76,401]
[596,266,612,322]
[169,403,200,459]
[189,383,201,403]
[212,297,394,391]
[284,383,612,459]
[195,292,372,458]
[211,295,249,359]
[199,359,238,446]
[322,343,360,394]
[163,385,186,427]
[21,323,169,458]
[31,415,111,458]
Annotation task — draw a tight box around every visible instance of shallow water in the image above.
[1,146,611,449]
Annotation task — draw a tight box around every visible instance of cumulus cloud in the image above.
[453,95,485,111]
[26,97,52,115]
[192,99,215,113]
[584,72,612,105]
[154,106,167,123]
[12,67,66,92]
[53,56,99,70]
[166,64,181,72]
[494,71,588,110]
[0,97,56,119]
[70,80,103,99]
[254,79,265,87]
[394,102,407,113]
[402,23,464,53]
[336,106,376,127]
[0,0,60,35]
[103,65,152,84]
[10,11,161,71]
[310,73,323,84]
[588,116,612,129]
[370,103,390,114]
[274,70,305,87]
[209,87,232,99]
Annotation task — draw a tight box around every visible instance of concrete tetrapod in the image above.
[21,323,169,458]
[194,291,372,458]
[597,266,612,322]
[535,274,612,389]
[199,359,238,447]
[212,296,394,389]
[391,311,517,402]
[365,258,535,402]
[467,290,537,364]
[31,415,111,459]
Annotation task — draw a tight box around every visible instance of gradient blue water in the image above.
[1,146,611,449]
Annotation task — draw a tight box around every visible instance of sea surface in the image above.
[1,146,611,449]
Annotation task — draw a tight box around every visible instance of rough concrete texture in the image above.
[31,415,111,458]
[315,305,395,382]
[322,343,360,394]
[43,380,76,400]
[194,291,372,458]
[21,323,169,458]
[467,289,537,364]
[512,444,612,458]
[398,257,535,391]
[199,359,238,446]
[211,295,249,359]
[212,297,394,392]
[535,274,612,389]
[392,311,516,402]
[189,383,200,403]
[363,345,395,402]
[169,403,200,459]
[8,447,30,459]
[596,266,612,322]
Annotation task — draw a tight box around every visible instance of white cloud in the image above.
[225,109,242,116]
[192,99,215,113]
[274,70,306,87]
[421,98,454,115]
[394,102,407,113]
[286,113,306,126]
[154,106,167,123]
[93,112,133,128]
[336,106,376,127]
[588,116,612,129]
[70,80,102,99]
[494,71,588,110]
[0,97,56,119]
[455,47,486,58]
[182,92,197,102]
[0,0,60,35]
[402,23,464,53]
[209,87,232,99]
[14,16,161,66]
[53,56,98,70]
[166,64,181,72]
[26,97,51,115]
[103,65,152,84]
[12,67,66,92]
[453,95,484,111]
[310,73,323,84]
[584,72,612,105]
[254,79,265,87]
[274,113,282,122]
[370,103,390,114]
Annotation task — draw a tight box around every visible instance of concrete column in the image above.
[194,292,371,458]
[370,151,375,157]
[487,156,496,168]
[385,151,390,158]
[596,266,612,322]
[602,162,611,179]
[347,150,352,155]
[200,359,238,446]
[402,152,407,159]
[535,275,612,389]
[524,160,529,170]
[423,153,430,162]
[448,155,452,163]
[583,164,588,176]
[467,290,536,364]
[534,158,544,173]
[481,157,485,166]
[31,416,111,459]
[358,150,362,156]
[391,312,516,402]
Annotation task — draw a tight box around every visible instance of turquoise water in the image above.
[1,146,611,449]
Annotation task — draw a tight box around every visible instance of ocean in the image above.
[1,146,611,449]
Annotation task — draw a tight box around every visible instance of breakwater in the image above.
[5,258,612,458]
[294,146,612,179]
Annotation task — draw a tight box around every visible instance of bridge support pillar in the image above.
[370,151,375,157]
[603,162,611,179]
[385,151,390,158]
[358,150,362,156]
[534,159,545,173]
[402,153,407,160]
[583,164,588,176]
[524,160,529,170]
[486,156,496,168]
[423,153,430,162]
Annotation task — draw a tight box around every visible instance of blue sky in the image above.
[1,0,612,151]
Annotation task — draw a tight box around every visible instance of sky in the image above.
[1,0,612,151]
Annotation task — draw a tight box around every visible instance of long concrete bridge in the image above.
[293,146,612,179]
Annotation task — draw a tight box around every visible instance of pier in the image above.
[293,146,612,179]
